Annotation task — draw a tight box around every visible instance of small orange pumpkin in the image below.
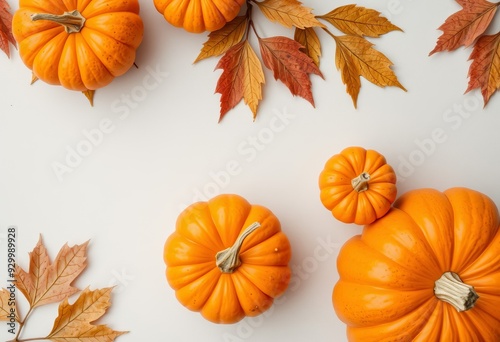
[164,194,291,324]
[333,187,500,341]
[12,0,144,91]
[318,146,397,225]
[154,0,245,33]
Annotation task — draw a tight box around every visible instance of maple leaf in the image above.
[333,34,406,107]
[195,16,247,63]
[254,0,325,29]
[430,0,499,55]
[15,236,88,309]
[259,36,323,106]
[317,5,402,38]
[0,288,20,322]
[215,40,265,121]
[46,287,127,341]
[294,27,321,67]
[466,31,500,105]
[0,0,16,58]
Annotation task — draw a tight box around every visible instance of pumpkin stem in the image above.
[434,271,479,312]
[351,172,371,192]
[31,10,86,34]
[216,222,260,274]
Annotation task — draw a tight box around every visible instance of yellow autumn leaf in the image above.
[318,4,402,37]
[333,34,406,107]
[255,0,325,29]
[242,41,265,119]
[15,236,88,308]
[47,287,127,341]
[195,16,247,63]
[294,27,322,67]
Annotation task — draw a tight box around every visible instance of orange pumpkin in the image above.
[153,0,245,33]
[333,187,500,341]
[318,146,397,225]
[164,194,291,324]
[12,0,144,91]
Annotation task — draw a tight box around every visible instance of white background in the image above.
[1,0,500,341]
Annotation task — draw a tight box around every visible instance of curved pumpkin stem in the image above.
[434,271,479,312]
[216,222,260,273]
[351,172,371,192]
[31,10,86,34]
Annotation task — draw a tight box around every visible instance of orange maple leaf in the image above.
[430,0,499,55]
[333,34,406,107]
[318,5,402,38]
[466,31,500,105]
[15,236,88,308]
[0,0,16,57]
[47,287,127,341]
[294,27,322,67]
[258,36,323,107]
[195,16,248,63]
[255,0,324,29]
[215,40,265,121]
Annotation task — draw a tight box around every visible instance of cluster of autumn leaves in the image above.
[1,0,499,120]
[0,238,126,342]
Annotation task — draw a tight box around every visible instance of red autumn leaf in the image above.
[430,0,499,55]
[215,40,265,121]
[0,0,16,57]
[258,36,323,107]
[466,31,500,105]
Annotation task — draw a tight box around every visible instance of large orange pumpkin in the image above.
[12,0,144,91]
[333,187,500,341]
[154,0,245,33]
[164,194,291,324]
[319,146,397,225]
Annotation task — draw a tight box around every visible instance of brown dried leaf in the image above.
[333,35,406,107]
[0,288,19,322]
[255,0,325,29]
[47,287,127,341]
[15,236,88,309]
[195,16,247,63]
[215,40,265,121]
[294,27,321,67]
[259,36,323,106]
[466,31,500,105]
[430,0,498,55]
[318,4,402,37]
[0,0,16,58]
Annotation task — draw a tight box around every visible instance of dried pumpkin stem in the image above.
[216,222,261,273]
[351,172,371,192]
[31,10,86,34]
[434,271,479,312]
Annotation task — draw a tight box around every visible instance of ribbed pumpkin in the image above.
[164,194,291,324]
[153,0,245,33]
[319,146,397,225]
[12,0,144,91]
[333,187,500,341]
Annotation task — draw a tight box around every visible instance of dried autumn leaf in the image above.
[255,0,324,29]
[47,287,127,341]
[294,27,321,67]
[195,16,247,63]
[15,236,88,308]
[0,0,16,58]
[259,36,323,106]
[466,31,500,105]
[430,0,499,55]
[333,34,406,107]
[318,5,402,38]
[215,40,265,121]
[0,288,19,322]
